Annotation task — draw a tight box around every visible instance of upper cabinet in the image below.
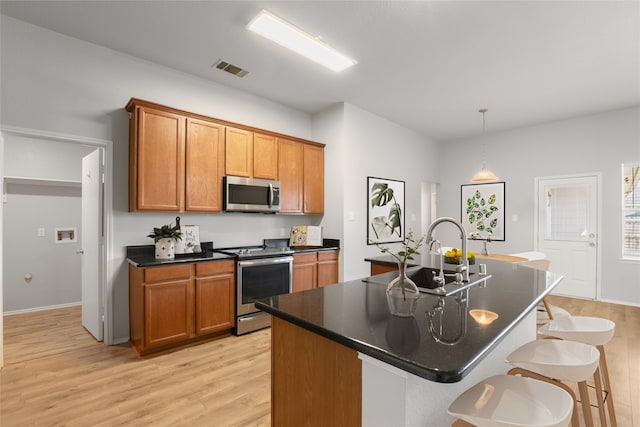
[129,106,185,211]
[253,133,278,180]
[278,138,324,214]
[225,127,253,178]
[127,98,324,214]
[226,128,278,180]
[127,100,224,212]
[185,118,225,212]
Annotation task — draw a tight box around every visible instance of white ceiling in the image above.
[1,1,639,141]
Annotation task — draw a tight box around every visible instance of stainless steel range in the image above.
[215,245,293,335]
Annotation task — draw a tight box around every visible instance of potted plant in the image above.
[147,223,182,260]
[375,230,425,317]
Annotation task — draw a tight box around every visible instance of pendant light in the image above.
[470,108,499,183]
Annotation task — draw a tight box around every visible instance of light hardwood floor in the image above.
[1,297,638,426]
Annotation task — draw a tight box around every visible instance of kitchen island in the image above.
[256,258,563,426]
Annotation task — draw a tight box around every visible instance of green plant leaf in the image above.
[488,194,496,204]
[389,203,402,236]
[370,183,394,207]
[475,190,481,199]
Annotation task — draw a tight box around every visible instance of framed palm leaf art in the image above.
[461,182,506,241]
[367,176,405,244]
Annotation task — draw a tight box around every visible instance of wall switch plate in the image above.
[37,227,45,237]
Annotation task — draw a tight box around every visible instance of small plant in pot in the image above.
[147,223,182,260]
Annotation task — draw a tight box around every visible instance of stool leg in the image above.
[598,345,618,427]
[593,365,607,427]
[507,367,579,427]
[578,380,595,427]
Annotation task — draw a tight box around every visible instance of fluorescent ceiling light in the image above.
[247,10,356,72]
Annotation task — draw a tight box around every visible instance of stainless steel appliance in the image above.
[216,245,293,335]
[224,176,281,213]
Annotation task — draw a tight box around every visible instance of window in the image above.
[623,163,640,259]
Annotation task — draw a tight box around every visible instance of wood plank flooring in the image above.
[1,297,638,426]
[1,306,271,426]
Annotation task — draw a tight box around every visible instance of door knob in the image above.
[589,242,596,247]
[76,249,84,254]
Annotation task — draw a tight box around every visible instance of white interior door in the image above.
[81,149,104,340]
[536,175,599,299]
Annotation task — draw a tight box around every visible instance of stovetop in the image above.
[215,245,294,259]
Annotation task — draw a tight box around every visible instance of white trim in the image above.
[4,301,82,316]
[0,125,114,345]
[534,172,602,300]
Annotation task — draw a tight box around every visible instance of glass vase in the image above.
[386,262,421,317]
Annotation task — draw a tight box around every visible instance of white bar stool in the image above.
[506,339,601,427]
[448,374,574,427]
[538,316,617,427]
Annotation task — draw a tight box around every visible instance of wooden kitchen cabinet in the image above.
[253,133,278,179]
[303,144,324,214]
[127,99,225,212]
[185,118,225,211]
[129,259,235,356]
[292,249,339,292]
[225,127,253,177]
[194,260,235,335]
[278,138,304,213]
[293,252,317,292]
[317,250,339,287]
[129,106,185,211]
[278,139,324,214]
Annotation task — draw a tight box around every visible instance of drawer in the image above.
[293,252,317,264]
[195,260,235,276]
[317,250,338,261]
[144,264,191,283]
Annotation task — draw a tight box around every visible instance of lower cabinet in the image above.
[292,250,339,292]
[129,259,234,355]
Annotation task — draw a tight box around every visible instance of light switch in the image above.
[37,227,45,237]
[512,214,518,222]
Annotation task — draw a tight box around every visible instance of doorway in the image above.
[1,126,113,361]
[535,174,601,299]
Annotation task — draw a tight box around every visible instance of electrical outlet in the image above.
[37,227,45,237]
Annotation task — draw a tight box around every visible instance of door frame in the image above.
[534,172,603,300]
[0,125,114,344]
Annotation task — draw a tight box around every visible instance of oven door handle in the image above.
[237,256,293,268]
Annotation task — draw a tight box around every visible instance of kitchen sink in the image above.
[407,266,492,296]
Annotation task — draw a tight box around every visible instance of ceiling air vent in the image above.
[213,60,249,78]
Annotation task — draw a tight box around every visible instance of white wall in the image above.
[3,135,97,312]
[437,107,640,305]
[338,104,440,281]
[0,15,320,342]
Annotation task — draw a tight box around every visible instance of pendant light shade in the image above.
[471,164,500,182]
[470,109,499,183]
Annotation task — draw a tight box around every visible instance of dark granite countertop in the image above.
[255,259,563,383]
[127,242,233,267]
[264,237,340,253]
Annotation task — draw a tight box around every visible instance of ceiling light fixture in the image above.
[247,9,356,73]
[470,108,499,183]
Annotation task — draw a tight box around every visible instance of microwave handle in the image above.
[268,183,274,208]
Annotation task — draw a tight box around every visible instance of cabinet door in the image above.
[195,273,234,335]
[292,253,317,292]
[185,118,224,211]
[135,107,185,211]
[144,278,194,349]
[303,144,324,214]
[225,127,253,177]
[253,133,278,180]
[278,138,304,213]
[317,250,339,287]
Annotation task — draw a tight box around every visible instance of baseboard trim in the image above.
[3,301,81,316]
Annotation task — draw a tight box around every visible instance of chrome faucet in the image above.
[426,217,470,282]
[429,239,445,288]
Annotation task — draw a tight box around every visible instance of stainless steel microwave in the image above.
[224,176,281,213]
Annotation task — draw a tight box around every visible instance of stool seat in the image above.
[538,316,615,346]
[448,374,573,427]
[506,339,600,383]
